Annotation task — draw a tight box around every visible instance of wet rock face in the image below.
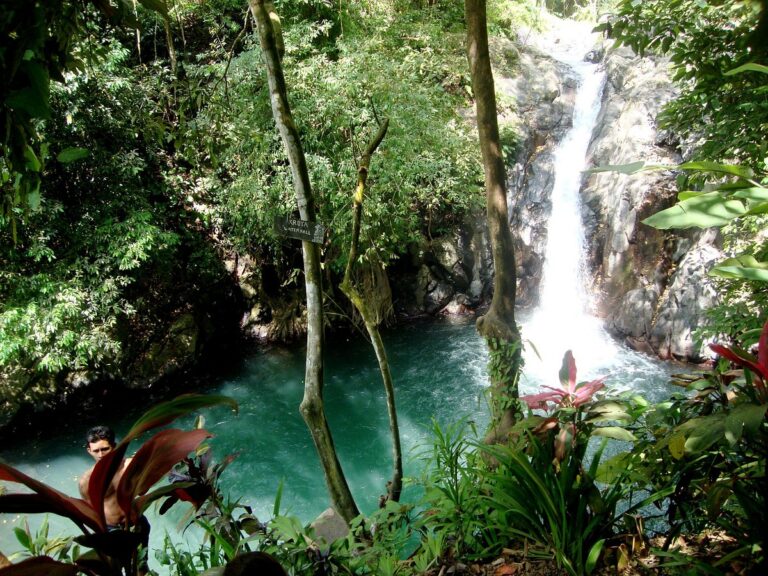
[582,45,721,361]
[405,33,722,361]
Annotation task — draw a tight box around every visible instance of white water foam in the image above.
[515,20,669,396]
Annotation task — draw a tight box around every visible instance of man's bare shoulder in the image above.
[78,466,93,499]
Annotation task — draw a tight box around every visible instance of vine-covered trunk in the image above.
[339,120,403,503]
[249,0,359,522]
[464,0,524,443]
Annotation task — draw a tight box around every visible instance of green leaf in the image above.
[591,426,636,442]
[642,191,747,229]
[595,452,632,483]
[710,256,768,282]
[732,187,768,202]
[586,400,632,422]
[668,433,685,459]
[676,161,754,179]
[586,539,606,574]
[728,403,768,438]
[56,148,89,163]
[706,483,732,519]
[725,63,768,76]
[679,416,725,453]
[13,526,32,550]
[22,146,41,172]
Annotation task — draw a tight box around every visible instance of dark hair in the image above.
[86,425,116,447]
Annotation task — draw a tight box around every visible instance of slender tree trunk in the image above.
[249,0,359,522]
[464,0,524,443]
[339,120,403,504]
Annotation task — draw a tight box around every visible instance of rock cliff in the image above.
[405,18,721,362]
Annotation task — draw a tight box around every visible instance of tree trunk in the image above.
[249,0,359,523]
[464,0,524,443]
[339,120,403,504]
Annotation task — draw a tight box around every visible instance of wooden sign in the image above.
[274,216,325,244]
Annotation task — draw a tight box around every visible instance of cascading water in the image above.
[517,24,669,397]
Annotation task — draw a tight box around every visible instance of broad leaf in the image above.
[0,463,103,532]
[124,394,237,443]
[586,539,606,574]
[676,161,754,179]
[116,428,211,523]
[679,416,725,453]
[725,63,768,76]
[87,448,131,529]
[668,432,686,460]
[56,148,89,163]
[586,400,632,423]
[727,403,768,440]
[710,256,768,282]
[0,556,81,576]
[594,452,632,483]
[642,191,747,229]
[732,187,768,202]
[559,350,576,390]
[591,426,636,442]
[586,160,646,175]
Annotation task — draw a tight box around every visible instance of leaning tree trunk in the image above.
[249,0,359,522]
[465,0,524,444]
[338,119,403,505]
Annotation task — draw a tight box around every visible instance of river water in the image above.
[0,17,678,566]
[0,318,675,559]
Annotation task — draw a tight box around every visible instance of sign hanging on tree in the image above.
[274,216,326,244]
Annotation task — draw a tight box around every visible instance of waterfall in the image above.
[515,21,673,398]
[517,25,633,391]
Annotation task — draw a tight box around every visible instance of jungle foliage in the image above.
[0,0,495,421]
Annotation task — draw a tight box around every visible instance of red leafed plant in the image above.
[519,351,606,464]
[0,394,237,576]
[709,319,768,404]
[521,350,606,411]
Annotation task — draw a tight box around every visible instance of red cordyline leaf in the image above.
[87,394,236,528]
[87,447,129,530]
[710,319,768,400]
[559,350,577,393]
[522,351,605,410]
[116,428,212,524]
[573,377,606,407]
[0,555,82,576]
[123,394,236,444]
[0,462,103,532]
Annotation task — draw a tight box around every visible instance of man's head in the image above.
[85,425,116,461]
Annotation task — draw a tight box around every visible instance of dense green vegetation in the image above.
[1,0,506,422]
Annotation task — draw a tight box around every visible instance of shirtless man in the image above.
[78,425,131,528]
[79,426,149,575]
